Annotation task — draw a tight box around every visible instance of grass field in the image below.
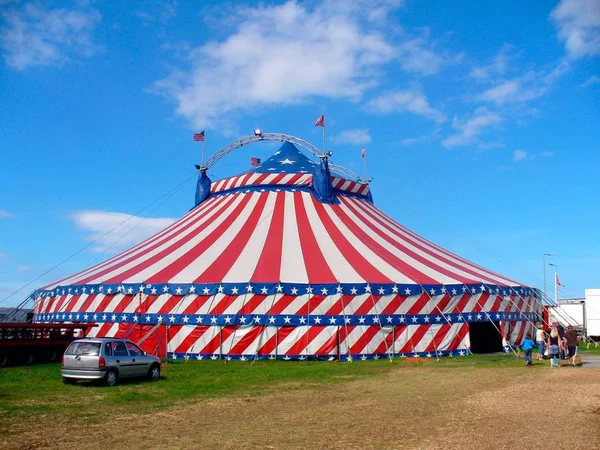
[1,352,599,449]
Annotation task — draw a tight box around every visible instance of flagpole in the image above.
[322,119,326,156]
[555,271,558,305]
[363,152,367,181]
[202,140,205,167]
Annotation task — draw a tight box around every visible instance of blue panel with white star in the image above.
[249,141,317,174]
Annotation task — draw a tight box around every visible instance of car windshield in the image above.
[65,341,101,356]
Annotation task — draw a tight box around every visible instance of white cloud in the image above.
[551,0,600,59]
[470,44,569,107]
[331,128,372,145]
[477,140,505,151]
[17,265,31,272]
[475,60,569,106]
[153,1,436,128]
[512,149,528,162]
[477,80,521,104]
[581,75,600,87]
[0,209,13,218]
[399,136,425,146]
[0,252,7,259]
[469,45,513,81]
[365,0,405,23]
[70,210,176,254]
[155,1,397,127]
[0,3,101,70]
[397,38,444,76]
[442,108,502,148]
[366,90,446,123]
[398,131,439,146]
[135,1,177,26]
[476,75,550,105]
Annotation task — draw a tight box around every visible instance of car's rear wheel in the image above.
[63,377,76,385]
[104,369,118,387]
[148,364,160,381]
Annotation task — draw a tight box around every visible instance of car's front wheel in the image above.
[148,364,160,381]
[104,369,118,387]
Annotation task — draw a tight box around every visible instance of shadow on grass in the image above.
[67,377,166,388]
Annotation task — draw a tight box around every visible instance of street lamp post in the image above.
[543,253,553,301]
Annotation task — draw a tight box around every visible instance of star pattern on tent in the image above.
[249,142,316,175]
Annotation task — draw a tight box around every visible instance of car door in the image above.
[125,341,149,377]
[112,341,134,377]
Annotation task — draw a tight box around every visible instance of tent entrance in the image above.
[469,321,502,353]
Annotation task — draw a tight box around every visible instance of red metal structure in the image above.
[0,322,95,367]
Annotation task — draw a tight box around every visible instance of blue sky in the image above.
[0,0,598,307]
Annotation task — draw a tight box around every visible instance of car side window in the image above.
[113,341,128,356]
[104,342,113,356]
[126,342,143,356]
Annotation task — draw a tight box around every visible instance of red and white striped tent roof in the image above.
[38,140,530,298]
[34,138,541,360]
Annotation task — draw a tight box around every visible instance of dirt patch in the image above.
[2,366,600,449]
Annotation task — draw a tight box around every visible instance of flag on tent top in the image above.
[315,114,325,127]
[361,148,366,159]
[193,131,205,142]
[556,273,563,287]
[250,157,261,167]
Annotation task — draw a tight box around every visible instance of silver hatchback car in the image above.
[61,338,161,386]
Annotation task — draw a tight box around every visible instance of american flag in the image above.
[314,114,325,127]
[250,157,261,167]
[361,148,366,159]
[193,131,205,142]
[556,273,563,287]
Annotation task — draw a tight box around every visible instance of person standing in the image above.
[521,332,536,366]
[535,323,546,361]
[547,327,562,367]
[564,325,579,366]
[557,323,566,359]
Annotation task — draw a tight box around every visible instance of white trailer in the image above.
[548,299,584,329]
[586,289,600,338]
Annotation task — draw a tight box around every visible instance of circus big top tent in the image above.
[33,133,542,360]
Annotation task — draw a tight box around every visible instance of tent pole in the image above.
[306,285,311,364]
[338,282,352,362]
[367,288,393,362]
[224,290,249,364]
[418,284,441,361]
[254,290,279,364]
[202,292,219,361]
[502,289,541,344]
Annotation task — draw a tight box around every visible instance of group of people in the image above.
[521,323,579,367]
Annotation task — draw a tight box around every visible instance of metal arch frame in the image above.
[328,162,363,182]
[202,132,363,182]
